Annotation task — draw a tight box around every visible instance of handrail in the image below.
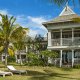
[51,37,80,46]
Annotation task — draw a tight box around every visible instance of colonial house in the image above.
[0,49,27,63]
[43,5,80,67]
[15,49,27,63]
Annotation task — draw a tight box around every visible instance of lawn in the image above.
[0,64,80,80]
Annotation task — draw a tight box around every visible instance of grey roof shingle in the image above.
[43,14,80,25]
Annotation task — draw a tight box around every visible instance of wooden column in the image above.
[48,30,52,46]
[72,50,74,67]
[72,28,74,67]
[60,50,62,67]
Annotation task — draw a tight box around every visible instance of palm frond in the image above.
[8,48,14,56]
[50,0,68,6]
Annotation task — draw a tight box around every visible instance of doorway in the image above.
[62,51,72,65]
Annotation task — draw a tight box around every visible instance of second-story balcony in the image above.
[51,37,80,46]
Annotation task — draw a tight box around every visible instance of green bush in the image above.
[48,63,54,67]
[26,50,59,66]
[26,58,44,66]
[73,64,80,69]
[7,56,16,62]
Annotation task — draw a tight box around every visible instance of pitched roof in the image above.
[43,14,79,24]
[59,6,75,16]
[43,6,80,25]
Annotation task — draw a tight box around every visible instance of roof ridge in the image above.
[59,5,76,16]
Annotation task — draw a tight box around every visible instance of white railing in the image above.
[74,58,80,64]
[52,39,60,46]
[51,37,80,46]
[16,50,26,55]
[73,37,80,45]
[62,38,72,46]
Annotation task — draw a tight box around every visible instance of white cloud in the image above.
[0,9,8,15]
[28,29,38,38]
[27,16,48,31]
[15,15,28,28]
[0,9,48,37]
[27,16,46,24]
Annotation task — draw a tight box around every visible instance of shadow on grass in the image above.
[28,69,78,80]
[27,70,48,76]
[60,67,73,71]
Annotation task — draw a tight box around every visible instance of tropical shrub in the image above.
[7,56,16,62]
[73,64,80,69]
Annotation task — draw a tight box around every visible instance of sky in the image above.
[0,0,80,37]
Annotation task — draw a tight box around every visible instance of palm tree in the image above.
[0,14,28,66]
[49,0,68,6]
[49,0,80,6]
[34,34,44,52]
[13,36,28,65]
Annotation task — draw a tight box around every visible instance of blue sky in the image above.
[0,0,80,37]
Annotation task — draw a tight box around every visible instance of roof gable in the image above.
[59,6,75,16]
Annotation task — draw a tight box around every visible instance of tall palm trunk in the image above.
[4,42,9,66]
[19,52,22,65]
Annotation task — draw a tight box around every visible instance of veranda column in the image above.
[1,54,3,62]
[60,50,62,67]
[72,50,74,67]
[48,30,52,46]
[15,55,17,63]
[72,28,74,67]
[60,29,62,46]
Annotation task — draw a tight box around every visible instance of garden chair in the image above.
[0,70,13,77]
[7,65,27,75]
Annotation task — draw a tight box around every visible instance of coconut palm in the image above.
[49,0,80,6]
[0,14,28,66]
[13,36,28,65]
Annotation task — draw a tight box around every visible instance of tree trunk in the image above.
[4,43,8,67]
[5,52,8,67]
[19,52,22,65]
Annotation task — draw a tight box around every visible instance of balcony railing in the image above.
[52,39,60,46]
[62,38,72,46]
[16,50,26,55]
[51,37,80,46]
[73,37,80,45]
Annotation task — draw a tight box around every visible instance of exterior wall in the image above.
[16,54,26,63]
[15,50,26,63]
[46,22,80,67]
[0,50,27,63]
[47,27,80,50]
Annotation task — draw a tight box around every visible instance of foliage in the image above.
[8,48,14,56]
[0,14,28,66]
[34,34,44,51]
[41,50,58,66]
[49,0,67,6]
[7,56,16,62]
[41,50,58,58]
[26,50,58,66]
[27,52,44,66]
[27,52,38,66]
[49,0,80,6]
[73,64,80,69]
[0,46,4,52]
[27,52,38,60]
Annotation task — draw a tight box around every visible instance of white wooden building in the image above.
[43,5,80,67]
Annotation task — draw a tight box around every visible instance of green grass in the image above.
[0,63,80,80]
